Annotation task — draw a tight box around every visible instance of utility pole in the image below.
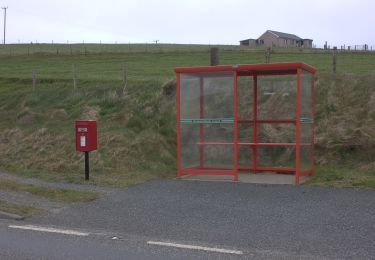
[1,7,7,45]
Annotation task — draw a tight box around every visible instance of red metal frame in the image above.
[174,62,317,74]
[295,68,302,184]
[176,73,181,179]
[196,142,311,146]
[233,71,239,181]
[252,76,258,173]
[311,72,316,176]
[199,77,204,169]
[175,62,316,185]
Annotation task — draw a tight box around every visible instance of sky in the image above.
[3,0,375,47]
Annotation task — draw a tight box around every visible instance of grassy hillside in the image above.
[0,44,374,187]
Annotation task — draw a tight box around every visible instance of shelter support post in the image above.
[252,76,258,173]
[176,73,181,178]
[295,69,301,184]
[310,74,316,176]
[199,77,204,168]
[233,72,239,181]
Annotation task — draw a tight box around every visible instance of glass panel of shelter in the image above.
[236,73,298,171]
[180,72,235,171]
[299,70,314,173]
[179,68,314,177]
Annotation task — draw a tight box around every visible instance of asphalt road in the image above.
[1,180,374,259]
[0,221,250,260]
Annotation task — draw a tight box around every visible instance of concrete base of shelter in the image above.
[179,172,310,185]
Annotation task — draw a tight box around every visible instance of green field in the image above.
[0,44,374,187]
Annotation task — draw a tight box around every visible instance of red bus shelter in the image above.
[175,62,316,185]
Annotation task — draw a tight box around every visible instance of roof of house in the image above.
[267,30,302,40]
[240,38,256,41]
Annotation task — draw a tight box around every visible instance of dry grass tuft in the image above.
[81,105,100,120]
[50,109,68,120]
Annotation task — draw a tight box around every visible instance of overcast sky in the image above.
[4,0,375,46]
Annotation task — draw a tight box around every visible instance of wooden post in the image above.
[32,70,36,91]
[332,47,337,74]
[72,64,77,89]
[265,47,271,63]
[122,62,128,95]
[210,47,219,66]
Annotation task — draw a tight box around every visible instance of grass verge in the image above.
[0,45,374,188]
[0,179,98,203]
[0,200,43,217]
[305,165,375,188]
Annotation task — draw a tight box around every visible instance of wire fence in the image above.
[315,44,375,52]
[0,43,374,57]
[339,44,374,51]
[0,43,248,57]
[0,44,374,90]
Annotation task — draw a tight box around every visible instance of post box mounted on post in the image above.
[75,120,97,180]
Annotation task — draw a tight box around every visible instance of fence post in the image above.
[32,70,37,91]
[70,45,73,55]
[72,64,77,89]
[265,47,271,63]
[332,47,337,74]
[210,47,219,66]
[122,62,128,95]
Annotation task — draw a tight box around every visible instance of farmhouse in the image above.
[240,30,313,48]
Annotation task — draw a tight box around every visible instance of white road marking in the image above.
[147,241,243,255]
[8,225,90,236]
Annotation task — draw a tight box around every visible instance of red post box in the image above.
[75,120,97,180]
[75,120,97,152]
